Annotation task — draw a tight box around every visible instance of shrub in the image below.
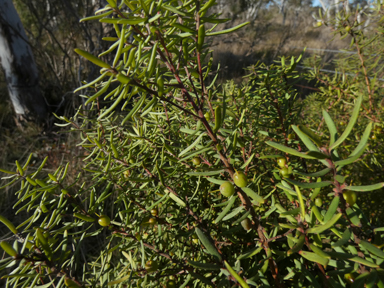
[1,1,384,287]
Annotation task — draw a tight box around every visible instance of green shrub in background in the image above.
[1,1,384,287]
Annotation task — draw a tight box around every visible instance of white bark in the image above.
[0,0,47,120]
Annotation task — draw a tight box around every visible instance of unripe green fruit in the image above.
[98,215,111,227]
[315,198,323,207]
[343,191,357,206]
[280,168,290,178]
[149,218,157,225]
[220,181,235,197]
[0,241,18,257]
[64,278,82,288]
[192,157,201,166]
[316,21,322,27]
[145,260,158,272]
[344,273,355,284]
[241,218,252,231]
[192,234,199,244]
[345,25,351,32]
[288,133,295,140]
[339,121,345,126]
[372,134,377,140]
[277,157,286,168]
[233,171,247,187]
[204,112,211,121]
[166,280,177,288]
[150,208,158,216]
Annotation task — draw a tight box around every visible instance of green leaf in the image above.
[187,260,221,270]
[299,251,329,267]
[344,183,384,192]
[206,22,250,36]
[332,228,351,247]
[241,187,265,204]
[360,240,384,259]
[294,168,332,178]
[240,153,255,169]
[207,177,227,185]
[214,196,237,223]
[266,141,320,159]
[346,207,361,227]
[74,48,111,68]
[117,17,148,25]
[186,169,224,176]
[323,110,337,145]
[284,178,332,189]
[334,122,372,167]
[195,227,222,261]
[168,192,186,207]
[306,213,342,234]
[330,95,363,150]
[296,125,322,147]
[237,246,263,260]
[223,206,244,221]
[324,196,340,223]
[224,260,250,288]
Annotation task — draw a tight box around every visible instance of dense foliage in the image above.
[1,1,384,287]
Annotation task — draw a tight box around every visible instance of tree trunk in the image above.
[0,0,47,121]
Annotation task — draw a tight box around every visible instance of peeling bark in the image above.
[0,0,47,121]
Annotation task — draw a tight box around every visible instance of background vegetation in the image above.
[0,0,383,287]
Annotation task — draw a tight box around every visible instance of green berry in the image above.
[220,181,235,197]
[204,112,211,121]
[241,218,252,231]
[145,260,158,272]
[343,191,357,206]
[277,157,286,168]
[149,218,157,225]
[315,198,323,207]
[233,171,248,187]
[280,168,290,178]
[150,208,158,217]
[192,157,201,166]
[98,215,111,227]
[166,280,177,288]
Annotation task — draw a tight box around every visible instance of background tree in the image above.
[0,0,47,121]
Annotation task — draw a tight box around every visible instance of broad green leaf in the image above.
[332,229,351,247]
[223,206,244,221]
[294,168,332,178]
[241,187,265,204]
[187,169,225,176]
[330,95,363,150]
[266,141,320,159]
[323,110,338,145]
[284,178,332,189]
[324,196,340,223]
[74,48,111,68]
[237,245,263,260]
[187,260,221,270]
[168,192,186,207]
[344,183,384,192]
[224,260,250,288]
[195,227,222,261]
[299,251,329,267]
[207,177,227,185]
[334,122,372,167]
[214,196,237,223]
[306,213,342,234]
[360,240,384,259]
[206,22,250,36]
